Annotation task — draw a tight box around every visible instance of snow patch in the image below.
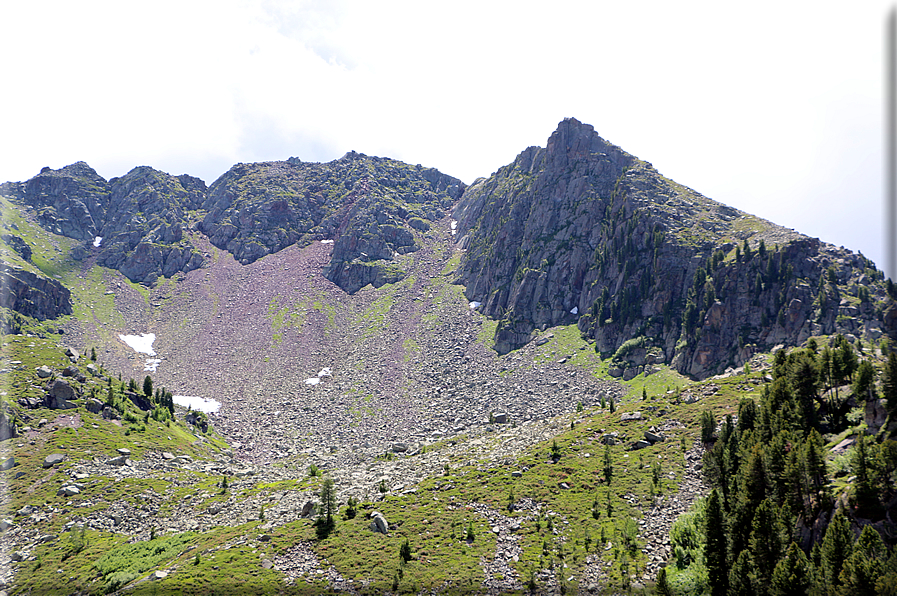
[451,220,458,236]
[570,306,578,315]
[93,236,102,247]
[469,301,482,310]
[119,333,156,356]
[305,366,333,385]
[320,239,334,244]
[144,358,162,372]
[173,395,220,413]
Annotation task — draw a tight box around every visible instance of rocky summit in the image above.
[456,118,894,378]
[0,118,895,595]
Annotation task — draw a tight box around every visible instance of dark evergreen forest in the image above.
[658,337,897,595]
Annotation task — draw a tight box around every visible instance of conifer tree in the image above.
[819,346,833,394]
[749,498,787,593]
[853,434,878,508]
[885,352,897,419]
[655,567,674,596]
[316,476,337,538]
[770,542,811,596]
[728,550,757,596]
[701,410,716,443]
[853,360,875,402]
[801,430,829,512]
[705,489,728,596]
[839,525,886,595]
[788,351,819,429]
[820,510,853,591]
[729,443,767,559]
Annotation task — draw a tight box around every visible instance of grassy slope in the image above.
[2,320,760,594]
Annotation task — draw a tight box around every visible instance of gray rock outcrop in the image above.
[0,268,72,321]
[5,162,207,285]
[43,453,65,468]
[46,379,77,409]
[454,118,896,378]
[369,511,389,534]
[198,154,464,293]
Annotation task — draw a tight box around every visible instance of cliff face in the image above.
[10,154,464,293]
[198,153,464,292]
[0,268,71,320]
[4,163,206,285]
[454,118,892,378]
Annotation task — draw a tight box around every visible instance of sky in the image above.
[1,1,892,276]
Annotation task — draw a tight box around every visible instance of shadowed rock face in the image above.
[20,161,108,241]
[454,118,893,378]
[0,268,71,320]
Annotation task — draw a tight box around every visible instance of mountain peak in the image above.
[545,117,631,169]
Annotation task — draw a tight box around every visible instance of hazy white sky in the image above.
[1,1,891,273]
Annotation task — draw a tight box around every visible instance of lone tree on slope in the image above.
[316,476,337,539]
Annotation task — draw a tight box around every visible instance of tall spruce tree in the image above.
[316,476,337,538]
[770,542,811,596]
[749,498,787,593]
[839,525,886,596]
[705,489,728,596]
[820,510,853,591]
[728,550,757,596]
[885,352,897,421]
[853,434,878,508]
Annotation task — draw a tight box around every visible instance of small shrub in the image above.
[345,496,358,519]
[550,440,561,460]
[399,538,412,562]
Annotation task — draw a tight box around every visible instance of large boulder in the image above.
[43,453,65,468]
[0,411,17,440]
[46,379,77,409]
[2,234,32,261]
[369,511,389,534]
[126,391,152,411]
[301,500,318,518]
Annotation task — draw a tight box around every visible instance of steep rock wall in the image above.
[455,118,894,378]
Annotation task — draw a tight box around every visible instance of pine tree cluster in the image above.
[695,337,897,595]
